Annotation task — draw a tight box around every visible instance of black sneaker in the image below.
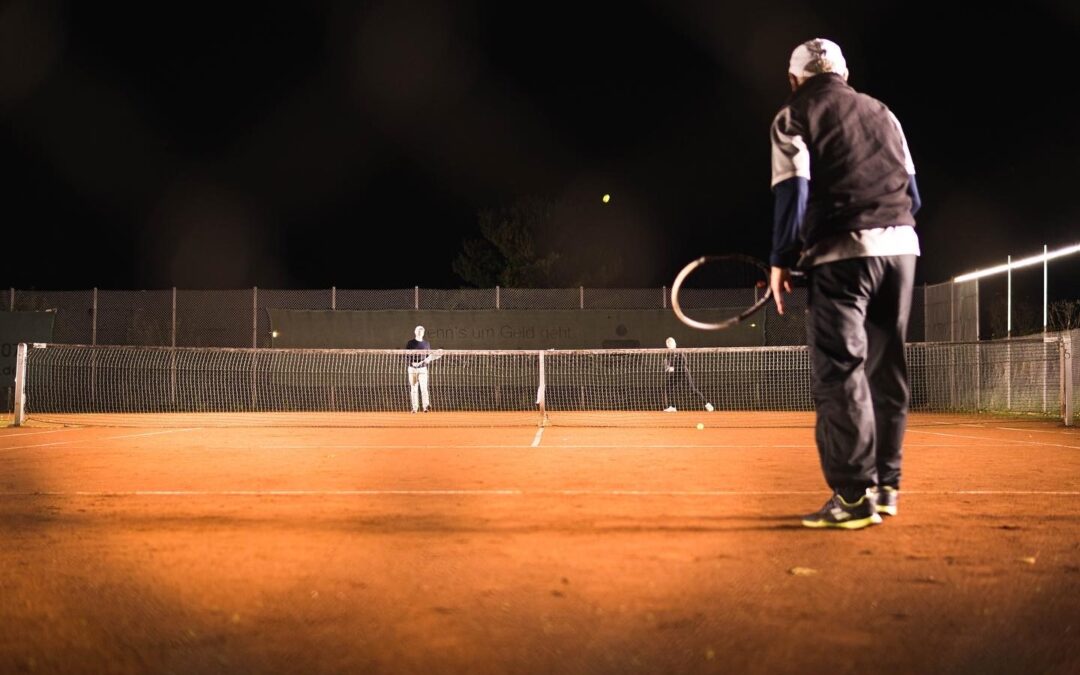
[801,491,883,530]
[875,486,898,517]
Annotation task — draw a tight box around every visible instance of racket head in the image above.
[670,254,772,331]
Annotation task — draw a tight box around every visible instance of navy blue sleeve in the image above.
[907,173,921,216]
[770,176,808,267]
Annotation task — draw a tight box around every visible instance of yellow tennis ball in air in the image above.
[601,194,610,203]
[696,423,705,430]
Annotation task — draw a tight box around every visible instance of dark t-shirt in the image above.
[406,338,431,369]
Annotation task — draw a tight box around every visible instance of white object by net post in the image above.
[536,349,546,423]
[13,342,27,426]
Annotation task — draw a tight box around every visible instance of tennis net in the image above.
[13,337,1074,427]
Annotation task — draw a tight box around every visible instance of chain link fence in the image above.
[8,286,929,348]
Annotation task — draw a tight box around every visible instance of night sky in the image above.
[4,1,1080,291]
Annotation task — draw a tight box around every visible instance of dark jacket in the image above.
[770,73,915,249]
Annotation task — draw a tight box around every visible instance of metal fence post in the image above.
[252,286,258,348]
[414,286,419,310]
[171,287,177,348]
[170,287,177,406]
[662,286,667,310]
[92,287,98,346]
[331,286,336,310]
[579,286,584,309]
[1007,255,1012,338]
[496,286,501,310]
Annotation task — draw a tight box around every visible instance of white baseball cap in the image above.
[788,38,848,80]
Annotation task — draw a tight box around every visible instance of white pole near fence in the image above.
[580,286,584,310]
[414,286,419,310]
[1062,334,1074,426]
[1006,256,1012,409]
[13,343,27,426]
[662,286,667,310]
[1041,246,1047,413]
[1043,244,1048,332]
[331,286,336,310]
[496,286,500,310]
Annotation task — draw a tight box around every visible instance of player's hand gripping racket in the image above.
[670,255,772,330]
[411,349,445,368]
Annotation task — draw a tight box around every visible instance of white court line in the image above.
[996,426,1080,435]
[531,427,545,447]
[907,428,1080,450]
[1,489,1076,497]
[254,444,821,449]
[206,443,961,450]
[0,428,80,439]
[0,428,196,452]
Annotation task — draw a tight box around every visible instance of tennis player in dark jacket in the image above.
[769,39,921,529]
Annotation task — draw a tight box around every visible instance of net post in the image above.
[535,350,546,425]
[496,286,501,310]
[414,286,419,310]
[13,343,27,426]
[331,286,336,310]
[8,287,13,311]
[580,286,584,310]
[662,286,667,310]
[1062,334,1074,426]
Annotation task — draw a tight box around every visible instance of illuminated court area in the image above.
[1,413,1077,674]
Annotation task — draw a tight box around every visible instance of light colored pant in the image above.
[407,367,430,411]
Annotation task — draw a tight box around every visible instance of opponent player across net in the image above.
[405,325,443,413]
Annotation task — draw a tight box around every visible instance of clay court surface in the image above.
[1,412,1078,674]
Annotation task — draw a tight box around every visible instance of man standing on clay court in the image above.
[768,39,921,529]
[406,325,433,413]
[662,337,714,413]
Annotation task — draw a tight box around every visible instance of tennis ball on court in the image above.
[601,193,611,203]
[696,423,704,430]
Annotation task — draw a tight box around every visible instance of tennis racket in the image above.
[670,254,773,331]
[411,349,445,367]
